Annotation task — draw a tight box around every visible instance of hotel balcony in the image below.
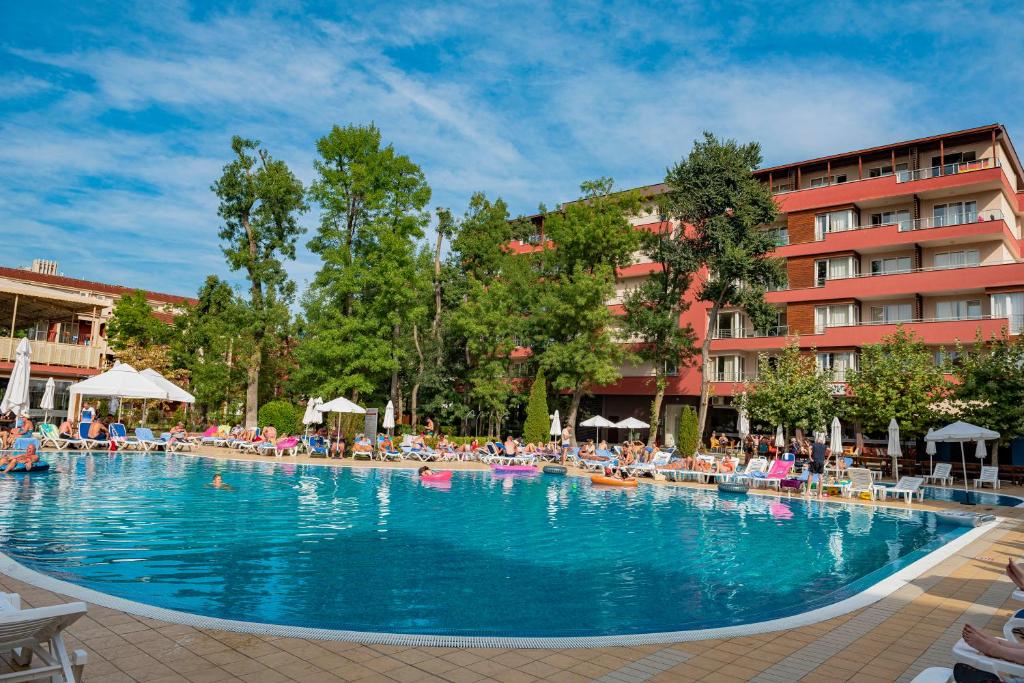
[771,157,1011,214]
[710,315,1016,352]
[766,260,1024,304]
[0,337,103,369]
[775,211,1020,259]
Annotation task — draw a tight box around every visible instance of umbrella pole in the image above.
[961,441,974,506]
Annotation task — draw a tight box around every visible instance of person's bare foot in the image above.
[1008,559,1024,591]
[963,624,999,657]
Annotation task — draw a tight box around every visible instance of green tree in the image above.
[295,124,431,408]
[522,368,550,444]
[739,342,835,434]
[107,290,170,349]
[677,405,699,456]
[534,178,640,446]
[953,332,1024,448]
[212,136,306,427]
[623,203,698,445]
[171,276,248,424]
[663,132,783,437]
[846,328,949,438]
[257,399,301,436]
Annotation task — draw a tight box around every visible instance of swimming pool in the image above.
[0,452,988,643]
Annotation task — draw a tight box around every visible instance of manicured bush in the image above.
[677,405,699,456]
[523,369,550,444]
[258,400,301,436]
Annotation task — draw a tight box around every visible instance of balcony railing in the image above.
[712,325,789,339]
[814,258,1017,287]
[897,157,1000,183]
[813,313,1022,335]
[0,337,103,369]
[708,371,757,382]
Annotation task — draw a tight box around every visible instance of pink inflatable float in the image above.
[419,470,453,482]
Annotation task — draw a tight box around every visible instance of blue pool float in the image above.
[5,462,49,474]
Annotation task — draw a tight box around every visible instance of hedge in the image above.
[258,400,301,436]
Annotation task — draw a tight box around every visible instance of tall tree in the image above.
[663,132,783,437]
[534,178,640,446]
[622,204,698,445]
[739,342,835,434]
[296,124,431,407]
[522,368,550,444]
[846,328,949,438]
[212,136,306,427]
[953,332,1024,450]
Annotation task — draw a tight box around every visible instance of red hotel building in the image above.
[513,124,1024,447]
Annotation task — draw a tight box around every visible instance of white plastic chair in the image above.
[889,476,925,503]
[844,468,875,500]
[924,463,953,487]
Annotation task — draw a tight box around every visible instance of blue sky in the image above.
[2,1,1024,298]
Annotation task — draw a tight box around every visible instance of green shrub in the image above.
[523,369,550,443]
[258,400,301,436]
[677,405,699,456]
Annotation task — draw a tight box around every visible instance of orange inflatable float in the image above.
[590,475,638,488]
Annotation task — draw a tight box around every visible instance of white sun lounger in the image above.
[0,592,88,682]
[923,462,953,487]
[953,636,1024,679]
[887,476,925,503]
[624,451,672,477]
[844,467,875,500]
[975,465,1000,489]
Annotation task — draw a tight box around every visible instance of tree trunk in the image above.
[567,385,584,447]
[411,324,425,430]
[648,375,665,447]
[697,299,724,440]
[245,348,260,428]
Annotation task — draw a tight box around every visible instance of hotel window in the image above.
[869,163,908,178]
[932,150,977,174]
[815,255,858,286]
[715,311,742,338]
[991,293,1024,334]
[869,303,913,324]
[814,210,854,239]
[934,248,981,269]
[870,256,912,275]
[817,352,857,382]
[709,356,744,382]
[936,299,982,321]
[663,360,679,376]
[933,349,962,367]
[869,209,911,231]
[57,322,80,345]
[933,201,977,227]
[814,304,858,333]
[765,226,788,246]
[809,175,847,188]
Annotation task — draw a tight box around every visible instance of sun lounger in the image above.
[79,423,109,450]
[844,467,875,500]
[624,451,672,477]
[924,462,953,487]
[758,459,794,489]
[133,427,166,452]
[975,465,1000,489]
[886,476,925,503]
[108,423,139,450]
[909,667,951,683]
[734,457,768,485]
[404,445,439,462]
[0,592,89,682]
[953,636,1024,679]
[39,423,73,450]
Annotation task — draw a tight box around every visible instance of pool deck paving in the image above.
[2,446,1023,682]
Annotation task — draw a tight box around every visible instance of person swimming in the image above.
[207,473,233,490]
[417,465,433,477]
[3,444,39,473]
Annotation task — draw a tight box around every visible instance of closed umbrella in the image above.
[0,338,31,417]
[925,428,937,478]
[302,397,324,425]
[829,417,842,473]
[40,377,56,424]
[975,439,987,460]
[774,425,784,448]
[382,400,395,435]
[887,418,902,481]
[549,410,561,439]
[737,407,750,442]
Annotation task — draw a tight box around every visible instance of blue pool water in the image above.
[0,452,972,638]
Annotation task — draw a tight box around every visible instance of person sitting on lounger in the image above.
[331,436,346,458]
[719,455,737,473]
[4,444,39,473]
[88,420,108,440]
[352,435,372,455]
[504,436,518,456]
[262,425,277,444]
[169,422,186,438]
[956,623,1024,679]
[58,418,75,440]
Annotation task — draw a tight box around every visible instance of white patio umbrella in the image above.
[40,377,55,423]
[382,400,395,435]
[975,439,987,460]
[549,410,561,439]
[887,419,902,481]
[579,415,615,443]
[0,338,31,417]
[318,397,366,414]
[925,428,937,478]
[926,421,1000,505]
[614,416,650,442]
[141,369,195,403]
[774,425,784,448]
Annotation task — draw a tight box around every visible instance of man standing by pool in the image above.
[808,433,830,498]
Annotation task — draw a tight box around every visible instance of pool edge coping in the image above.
[0,516,1001,649]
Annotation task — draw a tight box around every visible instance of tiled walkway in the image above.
[2,448,1022,682]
